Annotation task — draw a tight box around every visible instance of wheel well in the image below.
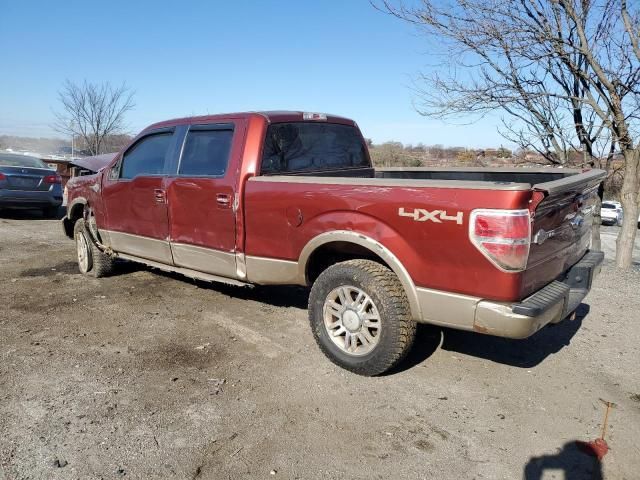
[62,202,85,238]
[305,241,391,285]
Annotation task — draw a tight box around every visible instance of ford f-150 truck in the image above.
[62,111,606,375]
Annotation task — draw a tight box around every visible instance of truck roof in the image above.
[145,111,356,132]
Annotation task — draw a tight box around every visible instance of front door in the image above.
[101,128,177,263]
[165,122,242,278]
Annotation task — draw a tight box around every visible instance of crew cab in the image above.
[62,111,606,375]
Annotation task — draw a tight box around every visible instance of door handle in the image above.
[216,193,231,208]
[154,189,166,204]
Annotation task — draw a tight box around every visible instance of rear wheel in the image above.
[73,219,115,277]
[308,259,416,376]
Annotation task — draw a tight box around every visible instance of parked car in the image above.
[0,153,62,217]
[62,111,606,375]
[601,201,623,226]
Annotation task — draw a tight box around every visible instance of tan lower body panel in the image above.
[116,252,249,287]
[100,230,172,264]
[416,286,565,339]
[244,255,300,285]
[171,243,237,278]
[416,287,479,330]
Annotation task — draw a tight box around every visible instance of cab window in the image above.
[120,133,172,179]
[178,126,234,177]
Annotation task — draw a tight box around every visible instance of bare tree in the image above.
[53,80,135,156]
[378,0,640,268]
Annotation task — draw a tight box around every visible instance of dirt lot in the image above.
[1,214,639,480]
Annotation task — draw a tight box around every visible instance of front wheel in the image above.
[73,219,115,277]
[308,259,416,376]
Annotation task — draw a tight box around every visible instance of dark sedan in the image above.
[0,153,63,217]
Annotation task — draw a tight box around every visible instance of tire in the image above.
[308,259,416,376]
[73,219,115,278]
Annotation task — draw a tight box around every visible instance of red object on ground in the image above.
[577,438,609,460]
[578,399,614,460]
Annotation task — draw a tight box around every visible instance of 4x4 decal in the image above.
[398,207,464,225]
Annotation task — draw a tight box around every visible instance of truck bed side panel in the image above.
[243,178,532,302]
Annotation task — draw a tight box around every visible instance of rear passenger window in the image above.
[120,133,172,179]
[178,126,233,177]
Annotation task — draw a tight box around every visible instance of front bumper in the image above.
[415,250,604,339]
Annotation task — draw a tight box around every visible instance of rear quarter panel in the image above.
[243,179,533,301]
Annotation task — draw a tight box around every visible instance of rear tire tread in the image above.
[308,259,416,376]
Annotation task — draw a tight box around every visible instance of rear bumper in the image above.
[0,188,63,208]
[416,250,604,339]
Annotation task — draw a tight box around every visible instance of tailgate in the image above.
[521,169,606,298]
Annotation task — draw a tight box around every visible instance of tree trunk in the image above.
[615,148,640,268]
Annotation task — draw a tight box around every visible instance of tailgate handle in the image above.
[216,193,231,207]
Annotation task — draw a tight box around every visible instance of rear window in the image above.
[260,122,368,174]
[602,203,616,209]
[0,154,48,168]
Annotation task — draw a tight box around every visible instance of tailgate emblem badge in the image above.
[398,208,463,225]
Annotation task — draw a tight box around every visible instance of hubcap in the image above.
[76,231,90,273]
[323,285,381,356]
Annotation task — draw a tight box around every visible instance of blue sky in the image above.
[0,0,506,147]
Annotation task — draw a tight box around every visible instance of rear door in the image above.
[100,128,178,263]
[165,121,244,278]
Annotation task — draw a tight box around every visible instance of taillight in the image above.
[0,173,6,181]
[469,209,531,272]
[44,174,62,184]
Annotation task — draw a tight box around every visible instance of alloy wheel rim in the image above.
[76,231,90,273]
[323,285,381,356]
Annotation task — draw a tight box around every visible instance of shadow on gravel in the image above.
[439,304,590,369]
[20,260,79,277]
[149,267,311,309]
[523,440,603,480]
[391,304,589,373]
[0,207,65,220]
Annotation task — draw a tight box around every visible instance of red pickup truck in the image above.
[63,111,606,375]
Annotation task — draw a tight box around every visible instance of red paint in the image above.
[102,175,170,241]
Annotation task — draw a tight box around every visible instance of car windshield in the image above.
[601,203,616,209]
[0,153,48,168]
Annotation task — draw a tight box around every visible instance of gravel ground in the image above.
[1,213,639,480]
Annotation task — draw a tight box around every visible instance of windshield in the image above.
[261,122,369,174]
[0,153,48,168]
